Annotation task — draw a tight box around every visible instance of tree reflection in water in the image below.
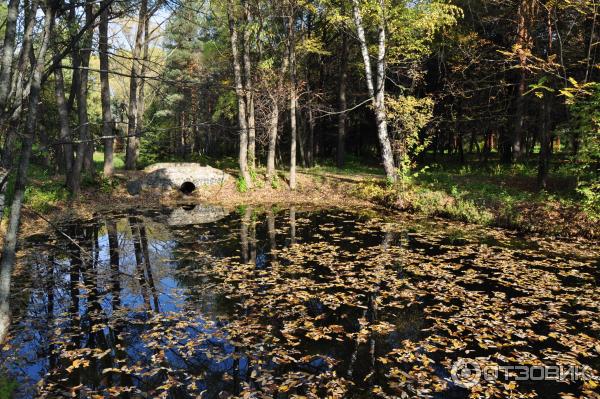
[0,206,598,399]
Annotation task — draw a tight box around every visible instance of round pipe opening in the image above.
[180,181,196,195]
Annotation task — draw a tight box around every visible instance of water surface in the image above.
[1,206,598,398]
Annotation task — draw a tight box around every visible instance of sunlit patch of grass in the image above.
[3,164,68,216]
[352,159,595,232]
[302,155,385,177]
[93,151,125,171]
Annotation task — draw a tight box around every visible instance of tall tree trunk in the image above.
[538,9,553,189]
[134,15,150,165]
[0,0,20,111]
[0,3,53,344]
[1,0,37,167]
[100,0,115,176]
[8,0,37,107]
[227,0,252,189]
[266,96,278,179]
[513,0,536,161]
[125,0,147,170]
[337,33,348,168]
[289,13,297,190]
[70,0,94,194]
[266,43,289,180]
[54,65,74,178]
[243,0,256,169]
[537,94,551,188]
[352,0,396,181]
[307,104,315,167]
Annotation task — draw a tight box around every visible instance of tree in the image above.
[227,0,253,189]
[352,0,396,182]
[100,0,115,176]
[125,0,148,170]
[0,0,54,344]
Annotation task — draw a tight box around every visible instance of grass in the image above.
[350,157,597,235]
[300,155,384,177]
[92,151,125,171]
[3,164,69,216]
[3,152,126,217]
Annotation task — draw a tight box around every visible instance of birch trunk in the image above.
[352,0,396,181]
[288,13,297,190]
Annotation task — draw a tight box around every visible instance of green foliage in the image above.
[385,0,463,63]
[236,176,248,193]
[270,176,280,189]
[577,180,600,219]
[563,81,600,218]
[0,376,17,399]
[99,175,120,194]
[568,81,600,164]
[387,95,434,174]
[212,91,237,122]
[3,165,68,216]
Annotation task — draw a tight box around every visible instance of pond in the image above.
[0,205,598,398]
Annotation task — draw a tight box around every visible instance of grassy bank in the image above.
[349,161,598,238]
[4,154,598,240]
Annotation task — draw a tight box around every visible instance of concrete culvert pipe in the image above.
[180,181,196,195]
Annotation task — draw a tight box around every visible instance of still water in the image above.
[0,206,598,398]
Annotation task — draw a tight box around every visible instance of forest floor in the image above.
[7,156,599,240]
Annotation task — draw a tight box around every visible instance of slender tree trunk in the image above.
[289,13,297,190]
[266,43,289,180]
[54,65,74,178]
[513,0,536,161]
[538,95,551,188]
[307,105,315,167]
[0,0,20,111]
[100,0,115,176]
[1,0,37,167]
[38,122,50,167]
[337,33,348,168]
[8,0,37,107]
[352,0,396,181]
[125,0,147,170]
[228,0,252,188]
[266,96,278,179]
[134,15,150,165]
[0,3,53,344]
[538,9,553,189]
[243,0,256,169]
[70,1,94,194]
